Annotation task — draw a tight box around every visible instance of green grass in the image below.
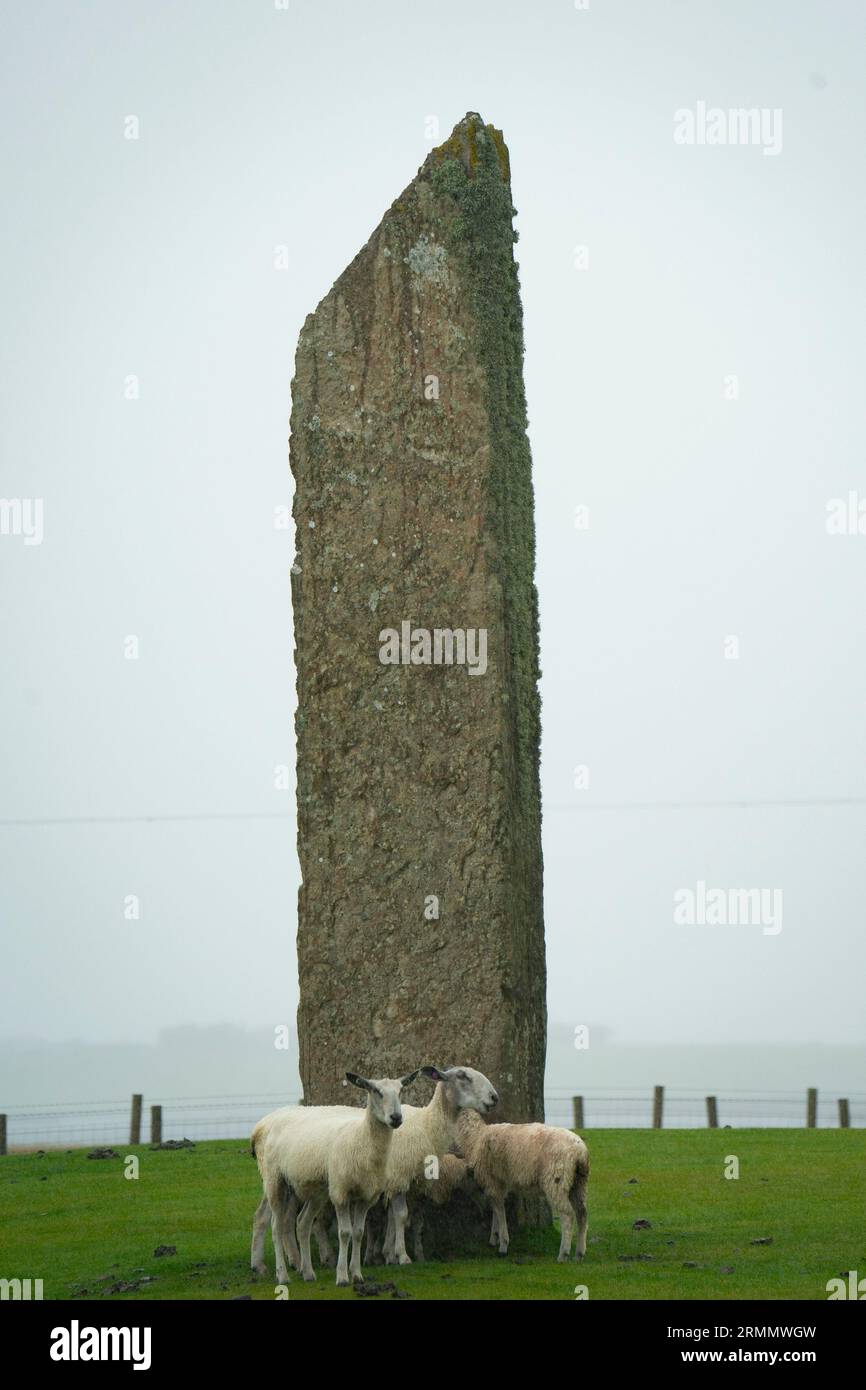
[2,1130,864,1301]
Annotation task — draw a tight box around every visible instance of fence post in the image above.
[0,1114,6,1156]
[130,1094,142,1145]
[806,1088,818,1128]
[706,1095,718,1128]
[838,1098,850,1129]
[572,1096,584,1130]
[652,1085,664,1129]
[150,1104,162,1146]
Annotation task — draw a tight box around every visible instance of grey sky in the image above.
[2,0,865,1059]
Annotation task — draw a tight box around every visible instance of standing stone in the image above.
[291,114,546,1123]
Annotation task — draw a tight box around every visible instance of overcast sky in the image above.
[2,0,865,1059]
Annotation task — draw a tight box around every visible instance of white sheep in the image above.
[256,1070,419,1286]
[375,1065,498,1265]
[457,1110,590,1261]
[252,1065,499,1274]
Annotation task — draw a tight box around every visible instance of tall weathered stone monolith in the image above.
[291,113,546,1125]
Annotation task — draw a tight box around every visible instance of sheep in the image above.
[256,1069,419,1286]
[457,1110,590,1261]
[376,1065,498,1265]
[250,1113,334,1276]
[252,1064,499,1273]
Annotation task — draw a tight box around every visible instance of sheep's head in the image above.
[420,1065,499,1115]
[345,1070,420,1129]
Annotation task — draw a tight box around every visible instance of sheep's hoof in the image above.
[302,1271,317,1283]
[251,1264,268,1278]
[498,1249,509,1258]
[575,1251,586,1261]
[398,1254,412,1266]
[336,1277,350,1288]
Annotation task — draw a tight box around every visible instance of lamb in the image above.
[457,1110,590,1261]
[256,1070,419,1286]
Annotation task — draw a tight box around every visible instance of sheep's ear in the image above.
[345,1072,370,1091]
[420,1065,447,1082]
[400,1069,420,1088]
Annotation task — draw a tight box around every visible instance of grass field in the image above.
[2,1129,863,1301]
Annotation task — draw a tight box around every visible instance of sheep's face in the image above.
[423,1065,499,1115]
[345,1071,420,1129]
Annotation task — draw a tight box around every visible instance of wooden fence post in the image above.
[806,1088,818,1128]
[130,1094,142,1145]
[0,1114,6,1156]
[572,1096,584,1130]
[706,1096,718,1128]
[150,1104,162,1146]
[652,1085,664,1129]
[838,1098,850,1129]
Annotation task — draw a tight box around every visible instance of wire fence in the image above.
[1,1086,863,1150]
[543,1088,866,1131]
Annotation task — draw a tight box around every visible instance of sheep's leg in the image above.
[279,1190,302,1272]
[297,1196,325,1282]
[251,1195,270,1276]
[489,1207,499,1246]
[271,1208,290,1284]
[572,1180,588,1260]
[349,1199,372,1283]
[265,1178,293,1284]
[492,1197,509,1255]
[271,1206,291,1278]
[334,1202,354,1287]
[556,1202,574,1262]
[390,1192,412,1265]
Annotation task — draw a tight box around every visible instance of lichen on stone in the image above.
[405,235,449,285]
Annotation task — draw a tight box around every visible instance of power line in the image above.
[545,796,866,812]
[1,796,866,827]
[0,811,295,827]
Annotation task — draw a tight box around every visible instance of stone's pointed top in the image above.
[425,111,511,185]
